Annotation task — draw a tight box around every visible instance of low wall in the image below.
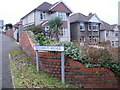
[19,31,120,88]
[6,28,14,37]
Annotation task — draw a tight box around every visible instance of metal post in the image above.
[61,51,65,84]
[36,50,39,72]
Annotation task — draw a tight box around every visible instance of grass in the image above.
[9,50,80,88]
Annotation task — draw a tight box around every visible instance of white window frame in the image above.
[92,23,99,31]
[58,12,67,21]
[80,22,85,30]
[88,22,99,31]
[106,31,109,37]
[60,28,67,36]
[40,12,46,20]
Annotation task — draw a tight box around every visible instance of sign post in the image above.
[61,51,65,84]
[33,45,65,84]
[35,50,39,72]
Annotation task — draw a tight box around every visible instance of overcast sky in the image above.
[0,0,119,25]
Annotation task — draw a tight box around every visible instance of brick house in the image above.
[20,1,72,42]
[70,12,101,45]
[100,21,119,47]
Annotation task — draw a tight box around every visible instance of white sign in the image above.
[34,46,64,52]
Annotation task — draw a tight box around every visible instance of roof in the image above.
[21,1,72,20]
[110,24,117,30]
[100,21,112,30]
[70,12,99,23]
[35,2,52,11]
[49,1,72,14]
[70,13,88,23]
[100,21,118,31]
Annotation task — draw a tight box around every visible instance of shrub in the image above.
[82,46,120,77]
[35,33,52,46]
[50,42,86,63]
[27,25,44,35]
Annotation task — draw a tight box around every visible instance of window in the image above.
[88,23,92,30]
[92,23,98,30]
[106,31,109,37]
[40,12,46,20]
[58,12,66,21]
[112,41,114,46]
[60,28,67,36]
[115,33,118,36]
[44,26,49,31]
[80,22,85,30]
[88,22,99,31]
[43,26,50,37]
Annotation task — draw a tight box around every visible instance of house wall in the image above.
[35,11,49,25]
[100,30,106,42]
[89,15,100,23]
[70,23,80,42]
[19,31,120,88]
[13,29,18,40]
[22,12,35,27]
[59,16,71,42]
[70,22,100,44]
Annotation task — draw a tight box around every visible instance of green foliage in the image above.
[50,42,85,63]
[10,50,79,88]
[48,17,63,41]
[27,25,44,35]
[5,23,13,30]
[82,46,120,77]
[35,33,52,46]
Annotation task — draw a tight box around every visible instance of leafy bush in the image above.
[35,33,52,46]
[82,46,120,77]
[50,42,86,63]
[27,25,44,35]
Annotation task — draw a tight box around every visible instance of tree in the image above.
[5,23,13,30]
[48,17,63,42]
[27,25,44,35]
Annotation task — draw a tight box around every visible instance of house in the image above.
[70,12,101,45]
[13,22,22,42]
[100,21,119,47]
[20,1,72,42]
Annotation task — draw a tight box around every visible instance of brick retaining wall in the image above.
[19,31,120,88]
[6,28,14,37]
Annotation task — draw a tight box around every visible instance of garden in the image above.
[26,17,120,77]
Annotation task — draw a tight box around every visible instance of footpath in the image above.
[1,33,21,89]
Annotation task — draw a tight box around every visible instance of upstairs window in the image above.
[88,22,99,31]
[80,22,85,30]
[115,33,118,36]
[106,31,109,37]
[88,23,92,31]
[40,12,46,20]
[58,12,66,21]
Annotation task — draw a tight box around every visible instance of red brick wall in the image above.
[19,31,36,62]
[6,28,14,37]
[19,31,120,88]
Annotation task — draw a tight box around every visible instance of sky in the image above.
[0,0,119,25]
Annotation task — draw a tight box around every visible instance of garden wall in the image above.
[6,28,14,37]
[19,31,120,88]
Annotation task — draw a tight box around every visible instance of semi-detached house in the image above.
[21,1,72,42]
[100,21,119,47]
[70,13,101,45]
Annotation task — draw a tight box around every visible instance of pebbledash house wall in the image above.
[19,31,120,88]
